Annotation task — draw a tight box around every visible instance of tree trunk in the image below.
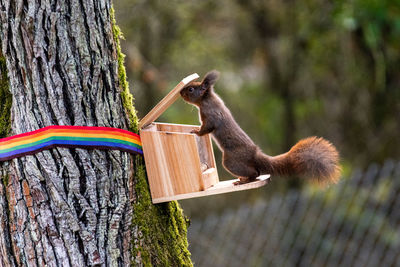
[0,1,192,266]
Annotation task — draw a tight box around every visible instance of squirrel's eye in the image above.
[189,87,194,93]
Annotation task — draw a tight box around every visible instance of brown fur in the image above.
[180,70,341,185]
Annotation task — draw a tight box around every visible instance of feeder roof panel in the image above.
[139,73,199,129]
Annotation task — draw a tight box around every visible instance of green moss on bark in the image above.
[132,160,192,266]
[110,8,139,133]
[110,7,193,266]
[0,51,11,191]
[0,53,11,138]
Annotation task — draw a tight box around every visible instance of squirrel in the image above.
[180,70,341,185]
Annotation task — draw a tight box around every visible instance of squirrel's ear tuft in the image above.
[201,70,220,90]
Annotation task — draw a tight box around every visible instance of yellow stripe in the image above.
[0,132,141,150]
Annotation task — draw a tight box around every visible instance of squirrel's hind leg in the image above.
[223,154,259,185]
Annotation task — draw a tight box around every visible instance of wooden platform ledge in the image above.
[152,174,270,203]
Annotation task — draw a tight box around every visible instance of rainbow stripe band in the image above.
[0,126,142,161]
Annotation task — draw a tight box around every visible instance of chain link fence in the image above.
[187,160,400,267]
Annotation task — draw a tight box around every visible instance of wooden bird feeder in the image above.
[139,74,270,204]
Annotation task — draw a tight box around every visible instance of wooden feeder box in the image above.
[139,74,270,204]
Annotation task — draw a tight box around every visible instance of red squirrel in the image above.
[180,70,341,185]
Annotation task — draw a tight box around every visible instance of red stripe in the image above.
[44,126,139,136]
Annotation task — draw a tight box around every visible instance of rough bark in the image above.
[0,1,192,266]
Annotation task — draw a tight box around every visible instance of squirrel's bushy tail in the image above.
[258,137,341,185]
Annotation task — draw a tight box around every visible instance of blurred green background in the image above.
[114,0,400,214]
[114,1,400,265]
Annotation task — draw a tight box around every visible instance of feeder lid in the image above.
[139,73,200,129]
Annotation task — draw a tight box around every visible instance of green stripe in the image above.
[0,136,142,154]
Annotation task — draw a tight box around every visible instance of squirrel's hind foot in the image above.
[233,177,257,185]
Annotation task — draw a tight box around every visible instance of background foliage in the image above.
[114,0,400,213]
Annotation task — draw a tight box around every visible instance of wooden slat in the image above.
[201,168,219,189]
[140,130,175,199]
[152,122,218,183]
[162,132,204,193]
[152,175,271,203]
[140,124,207,199]
[202,133,216,169]
[156,122,199,133]
[154,123,217,170]
[139,73,199,129]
